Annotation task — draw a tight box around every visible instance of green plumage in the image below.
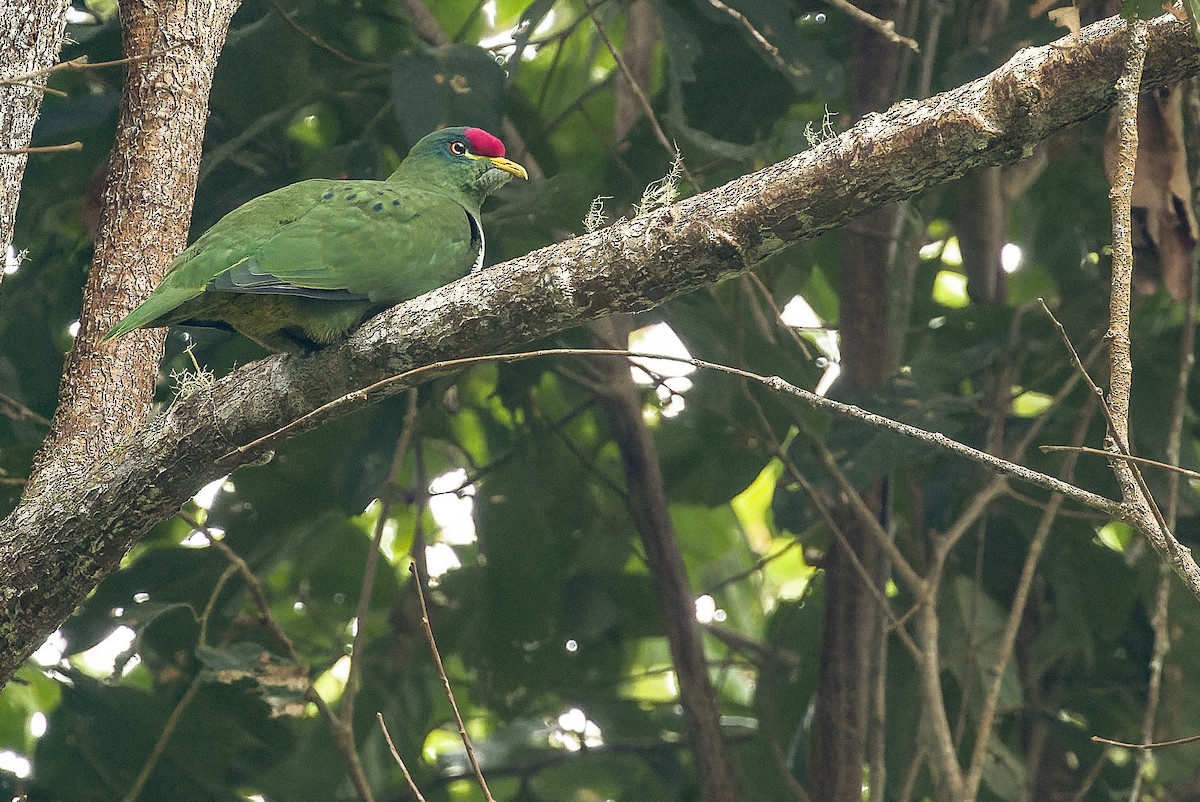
[106,127,527,352]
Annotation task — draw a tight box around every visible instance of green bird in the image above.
[105,126,528,352]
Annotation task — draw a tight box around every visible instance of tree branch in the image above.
[589,317,739,802]
[0,0,71,292]
[2,13,1198,687]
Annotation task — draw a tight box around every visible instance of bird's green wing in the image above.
[106,179,478,339]
[224,181,478,302]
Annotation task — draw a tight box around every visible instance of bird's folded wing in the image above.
[205,184,475,304]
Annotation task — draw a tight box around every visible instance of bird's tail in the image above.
[104,288,197,340]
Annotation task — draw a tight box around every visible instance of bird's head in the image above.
[394,127,528,205]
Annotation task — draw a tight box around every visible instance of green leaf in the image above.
[390,44,507,147]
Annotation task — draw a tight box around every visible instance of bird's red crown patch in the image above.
[464,128,505,158]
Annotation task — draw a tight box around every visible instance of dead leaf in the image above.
[1163,1,1187,20]
[1048,6,1082,35]
[1104,86,1198,301]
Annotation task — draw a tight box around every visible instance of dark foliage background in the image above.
[3,1,1199,800]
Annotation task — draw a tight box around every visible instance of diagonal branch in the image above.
[2,13,1200,688]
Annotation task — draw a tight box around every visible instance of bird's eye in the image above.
[449,140,467,156]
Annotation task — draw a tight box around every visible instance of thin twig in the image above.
[0,142,82,155]
[0,392,51,426]
[817,0,920,51]
[1094,732,1200,748]
[586,6,699,191]
[122,558,240,801]
[178,511,377,802]
[1069,750,1110,802]
[264,0,381,66]
[400,0,452,46]
[704,539,800,594]
[1,52,165,87]
[1040,301,1200,600]
[221,347,1126,522]
[179,511,299,660]
[121,673,204,802]
[1040,445,1200,479]
[0,81,67,97]
[409,560,495,802]
[742,272,813,358]
[804,429,926,594]
[377,713,430,802]
[919,598,965,799]
[706,0,822,73]
[342,391,420,727]
[736,382,920,661]
[961,396,1096,801]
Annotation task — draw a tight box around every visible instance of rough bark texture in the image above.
[1,13,1197,687]
[0,0,70,278]
[3,0,239,682]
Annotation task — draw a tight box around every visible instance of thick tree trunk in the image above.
[0,13,1196,689]
[4,0,239,682]
[0,0,70,283]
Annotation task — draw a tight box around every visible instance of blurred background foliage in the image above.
[4,0,1200,800]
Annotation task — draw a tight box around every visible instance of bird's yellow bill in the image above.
[483,155,528,180]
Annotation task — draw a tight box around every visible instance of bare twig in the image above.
[121,556,242,801]
[1,52,164,88]
[706,0,805,73]
[0,392,51,426]
[961,397,1096,801]
[377,713,430,802]
[1069,751,1110,802]
[585,6,699,190]
[399,0,452,46]
[0,81,67,97]
[1040,301,1200,598]
[1039,445,1200,479]
[223,347,1126,521]
[783,457,922,661]
[0,142,82,155]
[819,0,920,51]
[1094,732,1200,748]
[178,511,377,802]
[704,540,800,595]
[121,673,204,802]
[804,431,926,594]
[742,272,813,358]
[342,391,420,727]
[920,598,965,799]
[264,0,381,66]
[409,560,495,802]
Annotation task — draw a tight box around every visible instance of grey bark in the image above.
[4,0,240,686]
[0,0,70,284]
[1,13,1197,688]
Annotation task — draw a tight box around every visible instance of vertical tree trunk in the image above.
[1,0,240,688]
[591,316,739,802]
[0,0,71,282]
[812,4,909,800]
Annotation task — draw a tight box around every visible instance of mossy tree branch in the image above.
[1,12,1198,688]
